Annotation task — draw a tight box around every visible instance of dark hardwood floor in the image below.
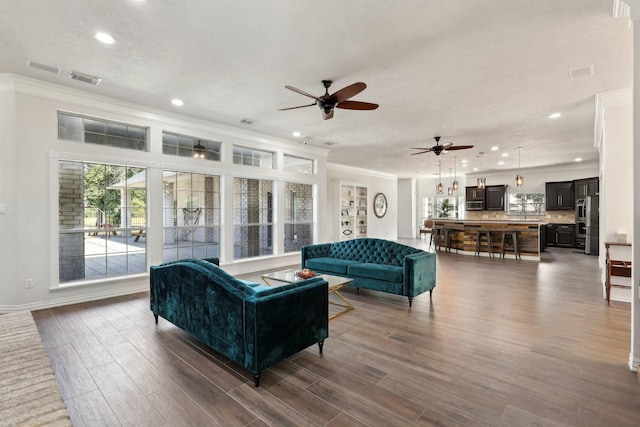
[33,243,640,426]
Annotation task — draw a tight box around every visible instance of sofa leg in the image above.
[318,340,324,354]
[408,297,413,308]
[429,289,433,298]
[153,313,158,324]
[253,373,261,387]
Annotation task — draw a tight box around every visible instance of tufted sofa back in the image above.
[328,238,423,266]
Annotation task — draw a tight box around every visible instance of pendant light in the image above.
[477,152,486,189]
[436,162,443,194]
[447,168,454,195]
[452,156,459,191]
[515,146,524,187]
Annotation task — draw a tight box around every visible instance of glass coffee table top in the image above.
[261,269,354,319]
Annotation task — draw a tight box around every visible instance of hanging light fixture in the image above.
[447,168,454,195]
[436,162,443,194]
[452,156,459,191]
[477,152,486,189]
[515,146,524,187]
[193,140,206,158]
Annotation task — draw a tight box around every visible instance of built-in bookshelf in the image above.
[339,182,367,240]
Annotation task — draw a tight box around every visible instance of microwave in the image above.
[466,200,484,211]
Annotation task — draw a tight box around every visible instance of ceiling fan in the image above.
[411,136,474,156]
[279,80,379,120]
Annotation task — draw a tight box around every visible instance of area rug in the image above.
[0,311,72,426]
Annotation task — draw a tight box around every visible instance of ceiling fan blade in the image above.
[336,100,379,110]
[285,85,321,101]
[446,145,474,151]
[331,82,366,103]
[411,150,433,155]
[440,142,454,149]
[278,103,316,111]
[322,109,334,120]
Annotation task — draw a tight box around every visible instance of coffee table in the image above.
[261,269,354,319]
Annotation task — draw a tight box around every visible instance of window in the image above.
[508,193,545,216]
[233,146,274,169]
[162,132,221,161]
[162,171,221,262]
[284,183,314,252]
[233,178,273,258]
[283,154,314,174]
[58,161,147,283]
[58,112,147,151]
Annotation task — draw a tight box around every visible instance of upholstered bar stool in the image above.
[475,229,494,258]
[500,229,521,259]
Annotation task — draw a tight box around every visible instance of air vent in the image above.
[569,65,594,79]
[68,70,102,85]
[240,118,255,125]
[26,60,61,74]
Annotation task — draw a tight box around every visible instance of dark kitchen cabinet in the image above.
[574,177,599,198]
[485,185,507,211]
[466,186,485,201]
[465,186,485,211]
[546,223,575,247]
[545,181,574,210]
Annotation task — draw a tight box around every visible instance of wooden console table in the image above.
[604,242,632,304]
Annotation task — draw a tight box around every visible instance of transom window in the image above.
[283,154,314,174]
[162,131,221,161]
[233,146,274,169]
[58,112,147,151]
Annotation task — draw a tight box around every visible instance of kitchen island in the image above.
[430,218,545,260]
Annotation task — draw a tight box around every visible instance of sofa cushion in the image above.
[305,257,359,275]
[347,263,403,283]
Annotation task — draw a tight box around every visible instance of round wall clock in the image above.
[373,193,387,218]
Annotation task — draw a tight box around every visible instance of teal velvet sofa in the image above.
[150,258,329,387]
[301,238,436,307]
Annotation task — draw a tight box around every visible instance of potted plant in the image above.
[437,199,456,218]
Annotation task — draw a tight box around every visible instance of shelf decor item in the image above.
[373,193,388,218]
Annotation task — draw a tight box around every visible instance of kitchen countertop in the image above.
[431,218,545,225]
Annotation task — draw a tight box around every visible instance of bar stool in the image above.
[431,225,446,251]
[444,227,459,253]
[475,229,494,258]
[501,229,521,259]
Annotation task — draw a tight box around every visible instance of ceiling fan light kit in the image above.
[193,141,206,158]
[410,136,473,156]
[279,80,378,120]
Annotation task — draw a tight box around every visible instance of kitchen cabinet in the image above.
[546,223,575,247]
[465,186,485,211]
[545,181,574,210]
[574,177,599,198]
[485,185,507,211]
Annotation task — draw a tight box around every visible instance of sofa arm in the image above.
[243,277,329,374]
[301,243,332,267]
[403,252,436,298]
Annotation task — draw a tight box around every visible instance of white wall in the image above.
[397,178,415,238]
[0,74,336,311]
[326,163,397,242]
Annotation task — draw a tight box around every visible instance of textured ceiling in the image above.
[0,0,631,177]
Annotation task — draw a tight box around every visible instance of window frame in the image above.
[57,111,148,151]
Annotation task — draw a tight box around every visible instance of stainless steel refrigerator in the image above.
[584,195,599,255]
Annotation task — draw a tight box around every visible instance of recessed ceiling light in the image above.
[574,157,582,162]
[491,146,499,151]
[473,167,478,171]
[171,99,183,106]
[461,159,468,163]
[549,112,561,119]
[498,161,505,165]
[501,153,508,157]
[95,32,115,44]
[292,131,301,137]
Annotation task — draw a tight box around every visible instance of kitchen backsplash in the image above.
[464,210,575,223]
